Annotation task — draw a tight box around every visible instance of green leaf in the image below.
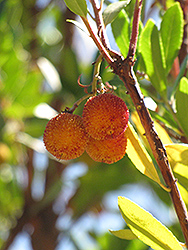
[64,0,87,17]
[176,77,188,137]
[110,229,137,240]
[103,0,131,26]
[111,9,130,57]
[160,2,184,75]
[125,122,170,191]
[118,197,182,250]
[139,20,167,97]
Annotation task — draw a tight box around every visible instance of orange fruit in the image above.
[82,93,129,140]
[86,132,127,164]
[43,112,88,160]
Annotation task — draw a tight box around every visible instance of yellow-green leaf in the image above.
[125,122,169,191]
[118,197,182,250]
[131,112,172,153]
[177,183,188,208]
[166,144,188,189]
[110,229,137,240]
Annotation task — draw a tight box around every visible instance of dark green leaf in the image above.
[139,20,167,97]
[176,77,188,137]
[103,0,131,26]
[151,25,167,95]
[64,0,87,17]
[160,2,184,75]
[111,9,130,57]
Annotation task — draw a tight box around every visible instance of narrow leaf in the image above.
[118,197,182,250]
[160,2,184,75]
[111,9,130,57]
[110,229,137,240]
[177,183,188,208]
[66,19,89,35]
[103,0,131,26]
[139,20,167,97]
[64,0,87,17]
[151,25,167,93]
[131,112,172,152]
[165,144,188,189]
[176,77,188,138]
[125,122,169,191]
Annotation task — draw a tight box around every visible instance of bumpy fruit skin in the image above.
[82,93,129,140]
[43,113,88,160]
[86,132,127,164]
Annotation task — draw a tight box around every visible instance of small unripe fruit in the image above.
[82,93,129,140]
[43,113,88,160]
[86,132,127,164]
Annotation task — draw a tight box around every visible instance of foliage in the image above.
[0,0,188,249]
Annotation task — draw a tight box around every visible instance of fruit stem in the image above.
[92,54,103,94]
[66,55,103,113]
[65,93,93,113]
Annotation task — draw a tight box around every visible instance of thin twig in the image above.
[128,0,143,58]
[81,16,113,65]
[90,0,110,48]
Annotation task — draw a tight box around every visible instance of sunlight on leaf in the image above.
[177,183,188,208]
[131,112,172,152]
[125,122,169,191]
[110,229,137,240]
[118,197,182,250]
[165,143,188,189]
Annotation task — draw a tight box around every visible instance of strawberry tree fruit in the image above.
[86,132,128,164]
[43,112,88,160]
[82,93,129,140]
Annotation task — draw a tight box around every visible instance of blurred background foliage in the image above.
[0,0,187,249]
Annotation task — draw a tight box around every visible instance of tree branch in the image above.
[80,16,113,65]
[83,0,188,245]
[128,0,143,58]
[112,57,188,245]
[90,0,110,48]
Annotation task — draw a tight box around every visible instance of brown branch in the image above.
[112,57,188,245]
[90,0,110,48]
[84,0,188,245]
[128,0,143,58]
[80,16,113,65]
